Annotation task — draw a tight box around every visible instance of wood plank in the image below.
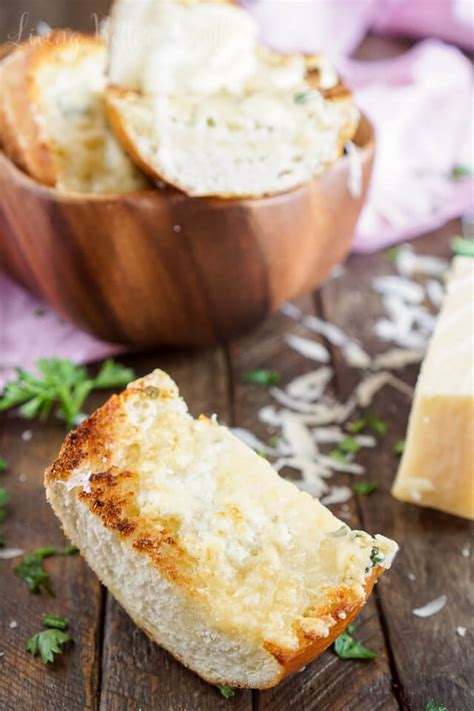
[229,297,398,711]
[97,349,253,711]
[0,410,103,710]
[318,222,474,710]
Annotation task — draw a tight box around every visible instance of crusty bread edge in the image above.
[106,86,357,199]
[44,373,385,688]
[0,32,108,188]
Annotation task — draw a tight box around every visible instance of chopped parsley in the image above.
[367,546,385,571]
[384,246,402,261]
[450,236,474,258]
[216,685,236,699]
[268,435,279,448]
[0,457,7,473]
[256,450,267,459]
[62,545,79,556]
[207,117,216,127]
[393,439,405,457]
[15,547,56,595]
[450,164,471,179]
[330,436,361,462]
[26,628,71,665]
[42,613,68,630]
[14,545,79,593]
[350,414,388,435]
[353,481,378,496]
[243,369,280,386]
[0,487,9,508]
[0,358,135,429]
[334,624,377,660]
[425,702,447,711]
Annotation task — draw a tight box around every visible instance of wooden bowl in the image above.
[0,115,374,346]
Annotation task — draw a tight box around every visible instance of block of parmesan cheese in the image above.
[392,256,474,519]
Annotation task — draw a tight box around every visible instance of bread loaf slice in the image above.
[0,32,148,193]
[106,0,358,197]
[45,369,398,689]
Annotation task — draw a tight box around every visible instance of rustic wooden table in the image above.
[0,4,472,709]
[1,221,472,711]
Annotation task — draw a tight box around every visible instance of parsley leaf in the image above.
[0,457,7,473]
[62,545,79,556]
[384,245,402,261]
[243,369,280,386]
[393,439,405,457]
[216,685,236,699]
[368,546,385,570]
[92,359,135,389]
[329,449,349,463]
[334,627,377,660]
[353,481,378,495]
[425,701,447,711]
[338,436,361,455]
[450,236,474,258]
[366,414,388,434]
[0,358,135,429]
[349,413,388,435]
[42,613,68,630]
[450,164,471,179]
[14,548,56,595]
[0,487,9,508]
[26,628,71,664]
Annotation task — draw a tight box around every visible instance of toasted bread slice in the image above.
[106,0,358,198]
[0,32,148,193]
[45,369,398,689]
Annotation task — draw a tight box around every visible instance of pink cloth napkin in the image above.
[1,0,473,379]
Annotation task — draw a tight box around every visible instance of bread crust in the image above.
[45,373,390,688]
[0,32,105,186]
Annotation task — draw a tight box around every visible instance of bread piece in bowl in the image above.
[0,32,148,193]
[106,0,358,198]
[45,369,398,689]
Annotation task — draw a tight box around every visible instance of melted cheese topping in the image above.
[93,372,399,649]
[37,43,147,193]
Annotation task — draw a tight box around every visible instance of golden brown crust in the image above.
[46,380,388,685]
[0,32,104,186]
[264,569,381,684]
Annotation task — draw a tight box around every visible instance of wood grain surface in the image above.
[1,224,472,711]
[0,6,472,708]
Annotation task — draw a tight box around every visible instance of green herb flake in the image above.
[14,549,56,595]
[366,414,388,434]
[450,236,474,258]
[268,436,279,448]
[353,481,378,496]
[42,613,68,630]
[329,449,349,463]
[294,92,309,104]
[338,436,361,455]
[384,246,402,261]
[0,486,9,508]
[0,457,8,473]
[26,628,71,664]
[450,164,471,179]
[349,418,367,434]
[217,685,236,699]
[334,627,377,660]
[62,545,79,556]
[0,358,135,429]
[243,369,280,386]
[256,450,267,459]
[425,701,447,711]
[393,439,405,457]
[207,117,216,127]
[368,546,385,570]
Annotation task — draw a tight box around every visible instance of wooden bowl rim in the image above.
[0,113,375,206]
